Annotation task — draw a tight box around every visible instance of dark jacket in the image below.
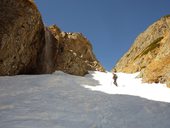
[113,73,118,86]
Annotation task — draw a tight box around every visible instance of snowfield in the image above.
[84,71,170,103]
[0,71,170,128]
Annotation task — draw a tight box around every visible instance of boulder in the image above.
[114,15,170,86]
[0,0,45,75]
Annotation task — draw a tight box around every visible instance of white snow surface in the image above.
[0,71,170,128]
[84,71,170,103]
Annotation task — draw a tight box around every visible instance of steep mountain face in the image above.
[0,0,105,76]
[47,25,105,76]
[114,16,170,87]
[0,0,45,75]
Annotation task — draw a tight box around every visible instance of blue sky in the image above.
[34,0,170,70]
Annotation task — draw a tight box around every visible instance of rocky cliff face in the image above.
[0,0,45,75]
[47,25,105,76]
[114,15,170,87]
[0,0,104,76]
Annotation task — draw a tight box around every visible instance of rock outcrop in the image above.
[0,0,104,76]
[114,15,170,87]
[0,0,45,75]
[47,25,105,76]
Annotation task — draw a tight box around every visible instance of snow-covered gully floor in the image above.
[0,71,170,128]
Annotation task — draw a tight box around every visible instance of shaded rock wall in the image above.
[114,16,170,86]
[0,0,45,75]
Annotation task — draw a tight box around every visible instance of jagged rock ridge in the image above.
[46,25,105,75]
[114,15,170,87]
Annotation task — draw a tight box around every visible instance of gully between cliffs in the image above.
[39,27,58,74]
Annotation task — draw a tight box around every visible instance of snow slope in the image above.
[84,71,170,103]
[0,71,170,128]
